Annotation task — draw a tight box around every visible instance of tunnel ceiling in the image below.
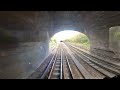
[1,11,120,79]
[0,11,86,31]
[1,11,120,38]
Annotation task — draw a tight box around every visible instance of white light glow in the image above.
[52,30,80,43]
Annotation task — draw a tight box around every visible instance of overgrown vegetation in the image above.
[114,31,120,40]
[49,32,90,50]
[49,37,57,48]
[64,33,90,50]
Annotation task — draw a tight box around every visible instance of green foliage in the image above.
[49,37,57,48]
[114,32,120,40]
[65,33,90,49]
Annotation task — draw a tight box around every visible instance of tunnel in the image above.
[0,11,120,79]
[49,30,90,50]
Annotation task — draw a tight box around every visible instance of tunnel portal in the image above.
[0,11,120,78]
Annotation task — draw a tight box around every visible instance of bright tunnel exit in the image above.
[49,30,90,50]
[53,30,80,43]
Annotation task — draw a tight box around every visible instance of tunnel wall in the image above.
[0,42,48,78]
[88,28,109,50]
[109,26,120,58]
[82,11,120,58]
[0,29,49,79]
[1,11,120,78]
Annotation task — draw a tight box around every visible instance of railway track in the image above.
[63,43,105,79]
[48,45,63,79]
[40,47,59,79]
[62,48,84,79]
[41,43,105,79]
[40,44,85,79]
[64,42,120,78]
[40,44,72,79]
[30,42,120,79]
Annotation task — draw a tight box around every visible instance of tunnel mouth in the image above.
[49,30,90,51]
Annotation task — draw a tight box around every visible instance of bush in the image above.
[65,33,90,49]
[49,37,57,48]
